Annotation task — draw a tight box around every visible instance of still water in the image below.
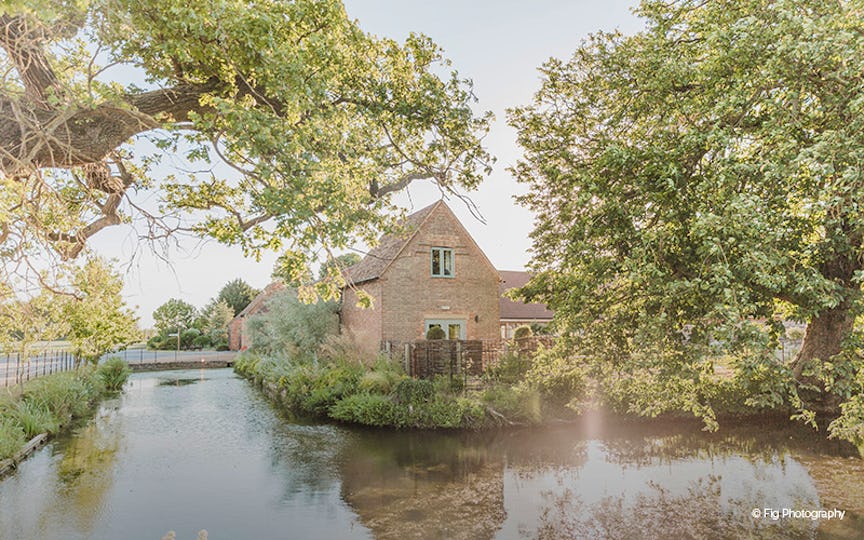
[0,369,862,540]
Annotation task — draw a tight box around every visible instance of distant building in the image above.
[498,270,554,338]
[227,281,285,351]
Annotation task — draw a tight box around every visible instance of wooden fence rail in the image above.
[395,337,555,379]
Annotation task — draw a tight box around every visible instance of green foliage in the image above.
[23,371,97,422]
[510,0,864,425]
[152,299,197,336]
[513,325,533,340]
[97,357,132,393]
[317,253,362,281]
[0,0,493,306]
[192,334,211,350]
[329,394,398,427]
[392,378,434,405]
[829,368,864,455]
[425,326,446,340]
[13,400,60,438]
[180,328,201,349]
[0,368,124,460]
[216,279,259,317]
[432,374,464,395]
[200,299,234,348]
[0,419,27,460]
[329,393,483,429]
[359,370,404,395]
[485,352,531,384]
[245,289,338,357]
[481,385,541,424]
[521,348,586,408]
[62,258,141,363]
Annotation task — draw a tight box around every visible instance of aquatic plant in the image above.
[97,357,132,392]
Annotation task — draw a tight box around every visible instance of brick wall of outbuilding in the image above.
[340,280,383,355]
[378,204,500,345]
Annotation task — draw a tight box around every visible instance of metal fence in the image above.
[0,350,78,388]
[0,349,237,387]
[98,348,237,366]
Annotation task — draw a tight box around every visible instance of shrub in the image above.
[513,325,534,340]
[192,334,212,350]
[0,418,27,460]
[426,326,446,340]
[301,364,363,415]
[392,378,434,405]
[485,352,531,384]
[359,370,404,395]
[13,400,60,437]
[97,357,132,392]
[521,347,586,407]
[318,334,372,366]
[23,371,96,422]
[245,290,338,356]
[180,328,201,349]
[146,336,163,350]
[416,397,484,428]
[482,385,541,423]
[329,394,398,427]
[432,374,464,395]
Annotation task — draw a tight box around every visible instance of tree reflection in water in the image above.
[335,417,863,540]
[532,476,815,540]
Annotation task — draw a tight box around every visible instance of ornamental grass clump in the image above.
[0,419,26,460]
[13,400,60,438]
[97,357,132,392]
[0,362,131,462]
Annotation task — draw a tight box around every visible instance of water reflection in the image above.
[334,416,863,540]
[0,370,861,540]
[339,431,511,539]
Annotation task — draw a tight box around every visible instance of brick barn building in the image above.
[229,201,552,352]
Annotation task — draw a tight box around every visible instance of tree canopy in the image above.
[0,0,492,299]
[152,298,196,334]
[510,0,864,431]
[216,278,259,316]
[317,252,361,280]
[62,257,140,361]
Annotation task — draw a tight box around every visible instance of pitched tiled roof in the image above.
[342,201,440,285]
[498,270,554,321]
[233,281,285,320]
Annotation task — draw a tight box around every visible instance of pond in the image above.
[0,368,861,539]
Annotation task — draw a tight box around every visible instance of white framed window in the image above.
[425,319,466,340]
[431,247,454,277]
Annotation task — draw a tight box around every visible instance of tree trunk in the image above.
[790,301,856,411]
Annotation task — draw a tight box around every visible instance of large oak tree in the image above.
[0,0,491,298]
[510,0,864,429]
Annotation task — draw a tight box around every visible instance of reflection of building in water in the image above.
[338,431,506,540]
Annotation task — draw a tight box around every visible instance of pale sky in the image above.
[90,1,642,327]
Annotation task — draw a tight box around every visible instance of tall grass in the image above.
[0,360,132,462]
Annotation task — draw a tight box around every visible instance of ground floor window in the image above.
[425,319,466,340]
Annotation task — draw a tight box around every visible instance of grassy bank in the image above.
[234,350,579,430]
[0,358,131,461]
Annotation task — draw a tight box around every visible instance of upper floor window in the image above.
[431,247,454,277]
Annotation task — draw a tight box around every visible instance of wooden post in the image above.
[404,343,411,376]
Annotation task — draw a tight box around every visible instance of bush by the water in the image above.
[0,361,132,461]
[235,347,555,430]
[98,357,132,392]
